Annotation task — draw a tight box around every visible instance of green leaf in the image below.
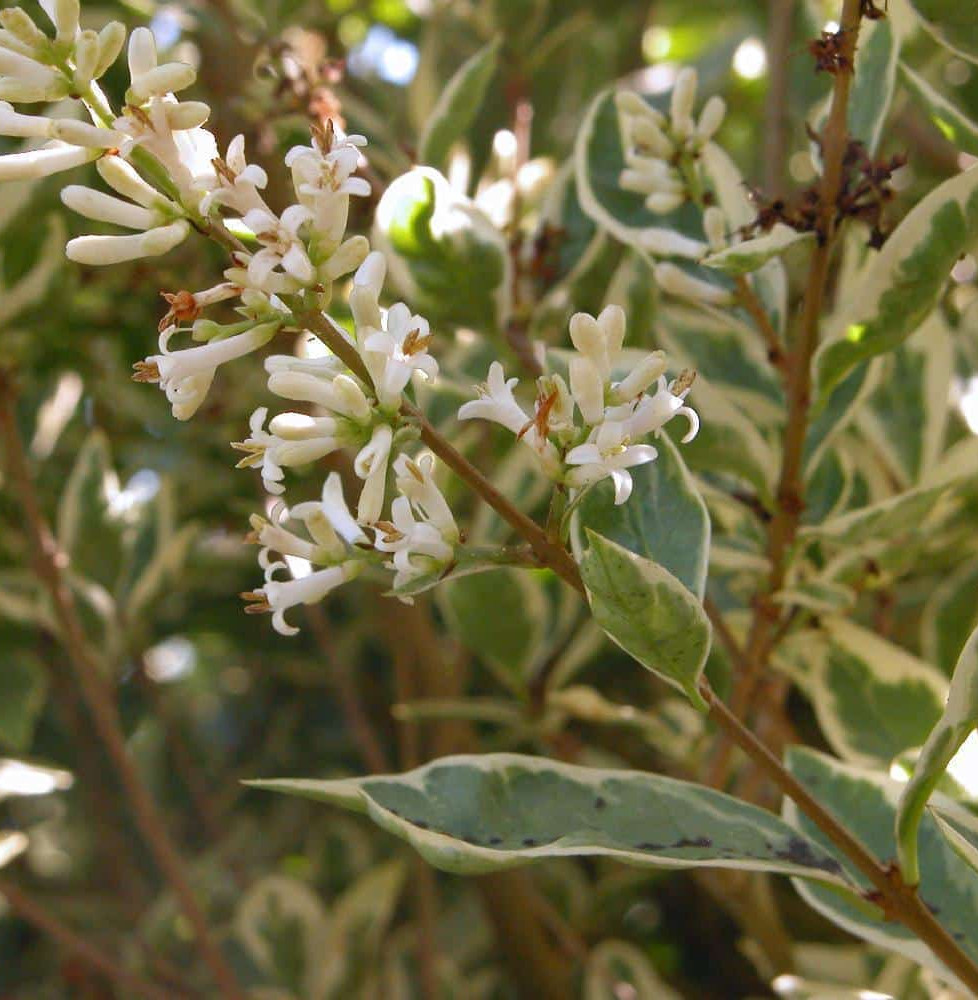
[373,167,512,332]
[900,62,978,158]
[579,530,710,709]
[804,361,878,473]
[702,225,814,276]
[0,651,47,752]
[921,559,978,675]
[437,567,548,695]
[776,620,947,768]
[897,625,978,884]
[388,545,530,600]
[572,434,710,599]
[417,39,500,172]
[250,753,849,882]
[907,0,978,64]
[785,747,978,990]
[815,165,978,397]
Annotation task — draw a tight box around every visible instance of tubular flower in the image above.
[457,305,698,505]
[362,302,439,410]
[243,560,362,636]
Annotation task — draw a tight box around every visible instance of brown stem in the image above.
[298,310,586,595]
[716,0,865,779]
[0,879,176,1000]
[0,377,244,1000]
[735,275,787,374]
[700,681,978,993]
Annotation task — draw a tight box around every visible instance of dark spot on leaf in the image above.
[673,836,712,849]
[635,842,664,851]
[775,836,843,874]
[413,819,429,830]
[594,796,607,810]
[489,836,503,846]
[462,834,481,845]
[522,838,538,847]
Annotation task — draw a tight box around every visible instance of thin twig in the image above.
[0,879,176,1000]
[735,275,787,374]
[700,680,978,993]
[0,376,244,1000]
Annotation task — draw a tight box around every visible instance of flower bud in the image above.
[0,141,96,181]
[696,96,726,144]
[0,48,61,89]
[637,227,707,259]
[71,29,99,89]
[127,27,157,80]
[61,184,158,229]
[654,261,735,305]
[128,62,196,102]
[645,191,685,215]
[49,118,122,147]
[670,67,698,137]
[612,351,668,402]
[615,90,665,127]
[93,21,126,79]
[0,9,47,51]
[0,101,51,138]
[162,100,210,131]
[628,115,674,158]
[66,220,189,265]
[97,155,165,208]
[569,355,605,425]
[51,0,80,41]
[703,206,727,251]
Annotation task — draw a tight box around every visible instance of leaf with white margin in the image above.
[775,620,947,768]
[579,531,710,709]
[847,18,901,155]
[584,940,681,1000]
[900,62,978,158]
[857,312,953,487]
[417,39,500,171]
[250,753,849,883]
[572,433,710,599]
[784,747,978,992]
[798,483,955,548]
[907,0,978,65]
[897,624,978,884]
[815,164,978,398]
[373,166,512,333]
[234,874,330,993]
[702,225,814,276]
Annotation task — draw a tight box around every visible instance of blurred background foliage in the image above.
[1,0,978,997]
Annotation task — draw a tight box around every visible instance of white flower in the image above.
[265,364,373,425]
[232,407,286,493]
[286,122,370,206]
[0,47,68,103]
[241,204,315,286]
[654,261,735,306]
[458,361,561,472]
[243,560,361,636]
[136,320,279,420]
[393,453,458,543]
[354,423,393,523]
[373,495,455,592]
[362,302,438,409]
[624,373,700,442]
[565,420,659,505]
[62,183,166,230]
[291,471,368,552]
[200,134,269,216]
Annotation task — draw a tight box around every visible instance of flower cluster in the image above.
[458,305,699,506]
[616,69,725,218]
[0,2,703,635]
